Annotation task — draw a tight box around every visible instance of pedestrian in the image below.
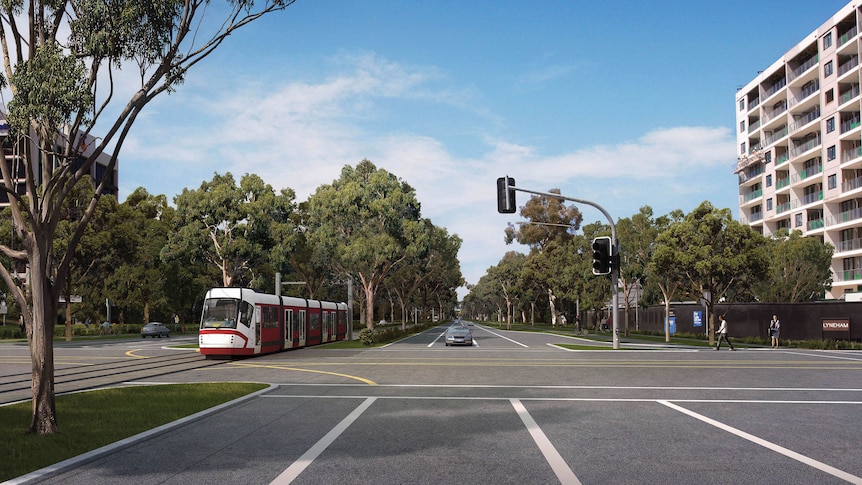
[715,314,735,351]
[769,314,781,348]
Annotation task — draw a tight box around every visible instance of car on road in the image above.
[444,322,473,346]
[141,322,170,338]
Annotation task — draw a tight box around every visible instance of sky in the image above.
[113,0,852,296]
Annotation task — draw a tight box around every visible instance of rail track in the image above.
[0,351,226,405]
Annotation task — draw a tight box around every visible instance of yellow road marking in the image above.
[228,362,378,385]
[125,349,149,359]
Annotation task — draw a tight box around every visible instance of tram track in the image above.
[0,352,227,405]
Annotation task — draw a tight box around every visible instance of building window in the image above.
[766,174,773,187]
[825,60,834,77]
[740,142,746,155]
[828,145,837,161]
[824,32,833,49]
[767,198,773,211]
[827,117,835,133]
[739,98,745,111]
[740,120,745,133]
[795,213,803,227]
[826,89,835,103]
[828,174,837,190]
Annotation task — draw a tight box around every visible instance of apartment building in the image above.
[736,1,862,300]
[0,116,118,206]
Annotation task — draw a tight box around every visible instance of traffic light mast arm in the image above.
[503,183,621,349]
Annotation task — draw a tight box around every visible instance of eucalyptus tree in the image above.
[0,0,295,434]
[644,209,685,342]
[164,172,297,289]
[504,188,583,323]
[755,230,833,302]
[616,206,662,336]
[651,202,769,344]
[306,160,426,329]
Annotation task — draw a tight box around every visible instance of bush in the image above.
[359,328,374,346]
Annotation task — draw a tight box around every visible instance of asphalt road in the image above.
[3,323,862,485]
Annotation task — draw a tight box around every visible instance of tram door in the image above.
[298,310,307,347]
[284,309,294,349]
[322,311,330,342]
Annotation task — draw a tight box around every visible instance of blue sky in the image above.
[116,0,851,294]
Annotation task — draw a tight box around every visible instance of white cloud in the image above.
[120,52,737,293]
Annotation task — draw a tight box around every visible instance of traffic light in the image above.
[496,176,516,214]
[591,236,612,275]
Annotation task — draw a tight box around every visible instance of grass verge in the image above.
[0,382,267,482]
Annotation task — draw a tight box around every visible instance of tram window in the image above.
[239,301,253,327]
[201,299,239,329]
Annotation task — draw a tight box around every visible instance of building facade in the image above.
[736,1,862,300]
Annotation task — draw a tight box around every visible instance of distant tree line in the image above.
[463,195,833,344]
[0,160,463,332]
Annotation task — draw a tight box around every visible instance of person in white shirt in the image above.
[715,314,735,351]
[769,314,781,348]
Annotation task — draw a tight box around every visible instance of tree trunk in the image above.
[363,282,375,330]
[28,250,59,434]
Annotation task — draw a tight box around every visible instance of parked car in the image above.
[141,322,170,338]
[444,322,473,346]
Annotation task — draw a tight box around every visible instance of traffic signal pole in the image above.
[497,181,621,349]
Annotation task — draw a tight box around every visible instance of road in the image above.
[3,322,862,484]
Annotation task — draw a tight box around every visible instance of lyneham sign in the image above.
[822,318,851,339]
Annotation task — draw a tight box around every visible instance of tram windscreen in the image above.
[200,298,240,329]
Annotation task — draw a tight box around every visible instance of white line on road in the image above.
[270,397,377,485]
[658,400,862,484]
[510,398,581,485]
[479,327,529,347]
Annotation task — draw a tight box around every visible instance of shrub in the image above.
[359,328,374,346]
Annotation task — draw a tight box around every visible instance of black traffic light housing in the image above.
[496,176,516,214]
[591,236,613,275]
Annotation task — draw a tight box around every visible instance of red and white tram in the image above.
[198,287,349,358]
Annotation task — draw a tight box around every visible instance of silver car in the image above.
[444,322,473,346]
[141,322,170,338]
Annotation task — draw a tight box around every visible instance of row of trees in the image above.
[463,193,833,343]
[2,161,463,333]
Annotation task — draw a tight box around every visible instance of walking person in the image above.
[715,314,735,351]
[769,314,781,348]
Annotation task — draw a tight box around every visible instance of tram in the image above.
[198,287,349,358]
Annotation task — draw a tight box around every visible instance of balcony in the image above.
[825,206,862,226]
[790,134,821,159]
[807,218,825,230]
[840,84,860,105]
[838,55,859,77]
[837,269,862,282]
[776,177,791,189]
[788,80,819,108]
[789,54,818,81]
[801,191,823,205]
[763,78,787,100]
[837,237,862,253]
[842,145,862,164]
[763,126,788,146]
[841,114,861,134]
[741,188,763,204]
[789,108,820,133]
[748,119,761,134]
[842,176,862,193]
[838,24,859,47]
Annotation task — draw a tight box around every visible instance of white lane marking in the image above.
[658,400,862,484]
[479,327,529,347]
[511,399,581,485]
[428,332,445,347]
[270,397,377,485]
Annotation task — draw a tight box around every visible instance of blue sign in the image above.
[693,310,703,328]
[668,316,676,335]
